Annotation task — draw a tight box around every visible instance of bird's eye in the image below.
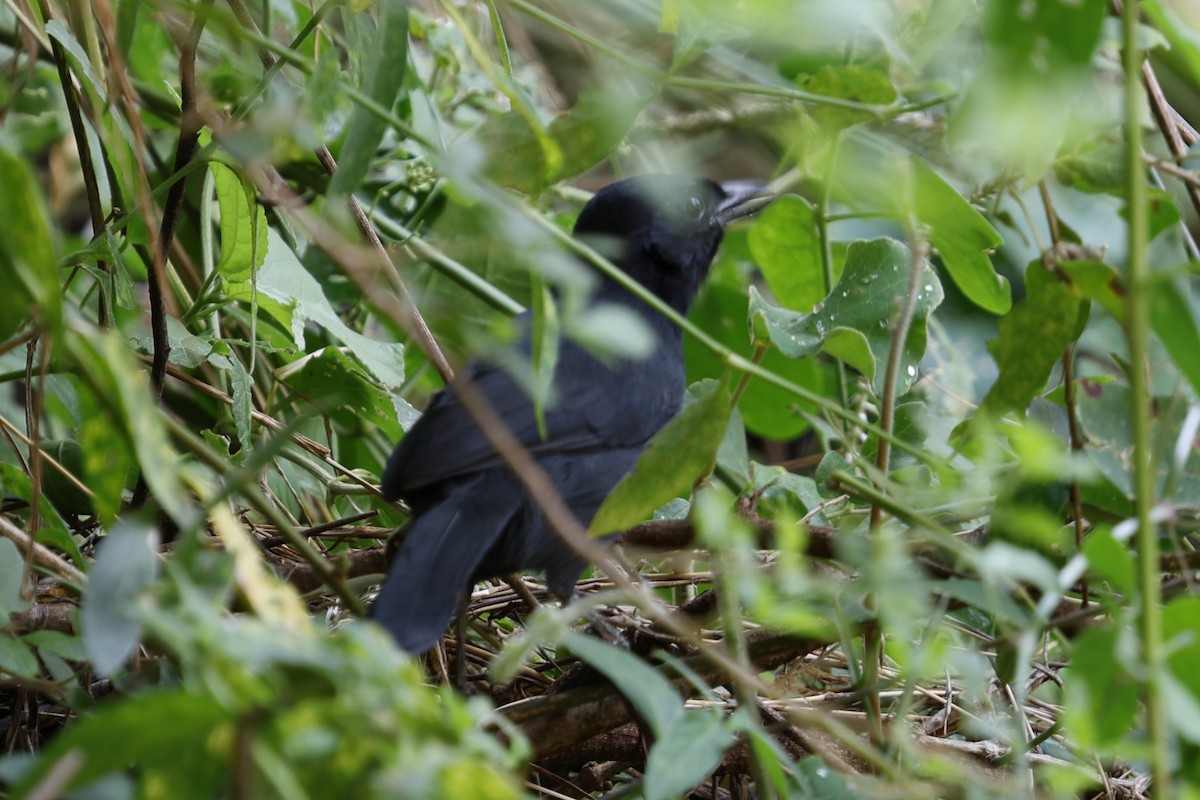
[689,196,703,218]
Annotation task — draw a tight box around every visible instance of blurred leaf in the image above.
[800,64,897,128]
[38,439,92,517]
[481,90,645,193]
[328,0,408,196]
[1150,277,1200,399]
[66,331,188,523]
[749,238,943,394]
[11,689,233,796]
[212,162,268,282]
[1164,596,1200,700]
[912,159,1009,314]
[210,503,309,628]
[644,712,736,800]
[0,636,39,679]
[1064,623,1139,748]
[80,398,134,525]
[0,150,61,340]
[562,632,682,736]
[747,195,826,312]
[1057,258,1126,322]
[792,755,858,797]
[81,521,159,676]
[1144,0,1200,91]
[0,539,27,617]
[978,262,1082,417]
[590,379,730,535]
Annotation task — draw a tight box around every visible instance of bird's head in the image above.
[573,175,773,314]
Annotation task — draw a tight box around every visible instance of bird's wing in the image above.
[382,337,663,499]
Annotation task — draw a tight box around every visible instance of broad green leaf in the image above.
[1057,259,1126,322]
[226,228,406,388]
[1144,0,1200,92]
[800,64,897,129]
[80,404,132,526]
[589,379,730,535]
[747,195,825,312]
[550,90,645,181]
[45,20,108,104]
[212,162,267,283]
[1063,624,1139,748]
[81,521,159,676]
[0,539,27,617]
[978,262,1082,417]
[281,345,405,441]
[1074,379,1200,503]
[23,629,88,662]
[951,0,1106,177]
[480,91,645,193]
[38,439,92,517]
[1081,528,1134,595]
[912,159,1009,314]
[328,0,409,196]
[9,689,233,796]
[66,331,188,523]
[749,238,944,395]
[0,635,39,679]
[792,755,859,797]
[1149,277,1200,399]
[686,279,828,440]
[0,150,61,340]
[714,408,750,490]
[1163,596,1200,700]
[562,633,682,736]
[644,712,737,800]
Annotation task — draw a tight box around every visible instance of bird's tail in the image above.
[370,484,519,654]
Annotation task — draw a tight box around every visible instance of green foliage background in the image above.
[1,0,1199,797]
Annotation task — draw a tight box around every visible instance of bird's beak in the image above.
[714,181,774,226]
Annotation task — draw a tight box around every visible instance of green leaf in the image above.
[912,159,1009,314]
[1056,259,1126,322]
[0,635,39,679]
[1149,277,1200,399]
[0,539,27,617]
[212,162,268,283]
[0,150,61,340]
[749,238,944,395]
[81,521,159,676]
[1063,624,1138,748]
[562,633,682,736]
[67,331,188,523]
[1081,528,1135,595]
[1164,596,1200,701]
[10,689,233,796]
[328,0,409,196]
[747,195,825,312]
[225,228,406,388]
[800,64,897,129]
[686,279,828,440]
[978,262,1082,417]
[589,379,730,535]
[643,712,737,800]
[1144,0,1200,92]
[282,346,405,442]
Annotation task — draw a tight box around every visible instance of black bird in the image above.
[371,175,772,653]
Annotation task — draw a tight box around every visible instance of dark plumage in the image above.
[370,175,772,653]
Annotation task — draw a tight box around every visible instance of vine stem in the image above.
[1121,0,1170,794]
[861,170,930,744]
